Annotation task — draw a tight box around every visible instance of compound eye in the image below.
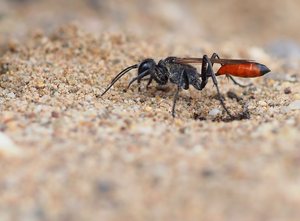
[138,59,156,74]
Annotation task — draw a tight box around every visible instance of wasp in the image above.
[101,53,270,118]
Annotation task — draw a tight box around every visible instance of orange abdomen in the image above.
[216,63,270,78]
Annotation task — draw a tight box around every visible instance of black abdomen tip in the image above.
[257,63,271,75]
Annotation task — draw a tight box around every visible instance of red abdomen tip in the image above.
[217,63,271,78]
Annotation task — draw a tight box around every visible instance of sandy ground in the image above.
[1,1,300,221]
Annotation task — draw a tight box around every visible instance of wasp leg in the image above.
[199,56,208,89]
[226,75,253,88]
[137,79,141,92]
[146,76,153,90]
[125,70,150,92]
[172,70,189,117]
[138,77,151,91]
[203,55,233,118]
[199,53,220,89]
[210,53,222,65]
[210,53,222,67]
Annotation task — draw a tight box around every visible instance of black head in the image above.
[138,58,156,74]
[124,59,156,89]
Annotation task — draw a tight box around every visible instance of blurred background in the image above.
[0,0,300,45]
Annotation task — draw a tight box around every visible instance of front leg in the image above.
[125,70,150,91]
[146,76,153,89]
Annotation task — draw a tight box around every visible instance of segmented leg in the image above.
[125,70,150,91]
[146,77,153,89]
[202,55,233,118]
[172,70,189,117]
[198,53,220,89]
[210,53,221,65]
[200,56,208,89]
[226,75,253,88]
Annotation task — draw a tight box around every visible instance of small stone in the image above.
[0,132,23,157]
[144,106,152,112]
[201,168,215,178]
[96,180,114,194]
[51,111,60,118]
[247,103,256,110]
[7,39,19,52]
[174,118,183,127]
[193,113,206,121]
[190,144,204,154]
[209,108,221,116]
[7,92,16,99]
[258,100,267,107]
[0,62,10,74]
[137,126,153,135]
[284,87,292,94]
[288,100,300,110]
[35,80,45,89]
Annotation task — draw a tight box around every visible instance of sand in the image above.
[1,1,300,220]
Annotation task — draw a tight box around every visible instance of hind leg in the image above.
[202,55,233,118]
[226,75,253,88]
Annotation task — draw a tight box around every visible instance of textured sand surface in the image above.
[1,1,300,221]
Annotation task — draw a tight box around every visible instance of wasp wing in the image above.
[174,57,255,65]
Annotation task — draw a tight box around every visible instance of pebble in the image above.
[209,108,221,116]
[189,144,204,154]
[96,179,115,194]
[35,80,46,89]
[284,87,292,94]
[51,111,60,118]
[288,100,300,110]
[258,100,268,107]
[137,126,153,135]
[0,132,23,157]
[174,118,183,127]
[144,106,152,112]
[6,92,16,99]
